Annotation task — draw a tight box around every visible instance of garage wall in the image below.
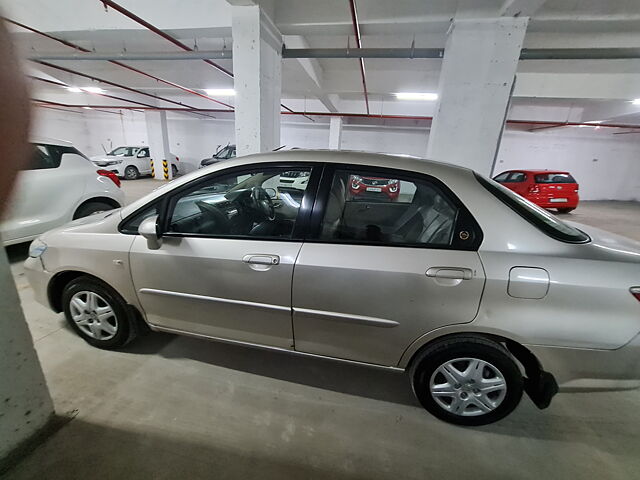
[31,107,640,201]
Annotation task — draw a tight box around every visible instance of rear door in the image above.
[292,164,485,366]
[503,171,528,196]
[134,147,152,175]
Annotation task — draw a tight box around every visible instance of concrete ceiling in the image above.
[1,0,639,125]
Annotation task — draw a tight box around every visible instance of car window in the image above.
[319,168,459,247]
[167,166,313,239]
[475,173,589,243]
[534,173,576,184]
[137,148,149,157]
[493,172,510,182]
[108,147,139,156]
[507,172,526,182]
[26,144,85,170]
[120,204,160,234]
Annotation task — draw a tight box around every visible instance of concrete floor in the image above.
[4,184,640,479]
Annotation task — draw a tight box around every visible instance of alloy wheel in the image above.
[69,291,119,341]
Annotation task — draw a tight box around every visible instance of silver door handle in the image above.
[242,254,280,266]
[426,267,473,280]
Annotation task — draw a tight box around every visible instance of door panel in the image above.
[292,244,485,366]
[130,236,301,348]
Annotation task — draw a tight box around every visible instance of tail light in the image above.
[97,169,121,188]
[528,185,540,194]
[631,287,640,302]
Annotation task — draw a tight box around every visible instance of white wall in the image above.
[31,107,640,201]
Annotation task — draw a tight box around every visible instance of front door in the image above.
[128,163,318,349]
[292,165,486,366]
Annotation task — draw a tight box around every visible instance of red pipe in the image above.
[348,0,370,114]
[98,0,300,115]
[3,17,232,109]
[30,102,640,130]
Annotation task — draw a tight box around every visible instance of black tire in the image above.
[73,201,116,220]
[124,165,139,180]
[61,276,140,349]
[171,164,178,177]
[409,336,523,426]
[557,208,574,214]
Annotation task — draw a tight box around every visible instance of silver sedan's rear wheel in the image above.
[429,358,507,416]
[69,291,119,341]
[410,336,523,426]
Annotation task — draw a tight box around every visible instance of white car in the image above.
[91,146,179,180]
[1,137,124,246]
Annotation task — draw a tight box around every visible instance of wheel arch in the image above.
[73,197,122,219]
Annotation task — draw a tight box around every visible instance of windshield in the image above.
[108,146,139,157]
[475,173,589,243]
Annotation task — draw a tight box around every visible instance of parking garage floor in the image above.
[4,181,640,479]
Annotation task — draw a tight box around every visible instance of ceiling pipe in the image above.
[348,0,370,114]
[98,0,304,117]
[33,61,222,119]
[3,17,233,109]
[27,47,640,61]
[29,102,640,130]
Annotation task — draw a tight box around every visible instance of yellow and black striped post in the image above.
[150,159,155,178]
[162,159,169,180]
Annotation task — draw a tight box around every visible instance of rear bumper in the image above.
[526,332,640,392]
[525,194,579,209]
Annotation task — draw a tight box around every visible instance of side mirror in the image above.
[138,215,162,250]
[264,187,277,199]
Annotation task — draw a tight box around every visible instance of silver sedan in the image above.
[25,150,640,426]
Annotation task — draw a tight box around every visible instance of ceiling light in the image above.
[204,88,235,96]
[82,106,92,110]
[83,86,105,94]
[585,120,603,124]
[394,92,438,101]
[66,87,82,93]
[633,98,640,105]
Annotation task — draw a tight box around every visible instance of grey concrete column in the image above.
[145,110,173,180]
[231,4,282,156]
[329,116,343,150]
[0,248,54,461]
[426,18,528,175]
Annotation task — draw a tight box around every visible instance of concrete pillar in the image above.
[231,4,282,156]
[145,110,172,180]
[329,116,343,150]
[426,18,528,175]
[0,249,54,462]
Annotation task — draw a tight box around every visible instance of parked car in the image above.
[349,175,400,201]
[25,150,640,426]
[493,170,579,213]
[91,146,180,180]
[278,170,310,191]
[1,137,123,246]
[199,144,236,168]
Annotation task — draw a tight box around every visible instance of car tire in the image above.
[73,201,116,220]
[557,208,574,214]
[171,164,178,177]
[62,276,140,349]
[409,336,524,426]
[124,165,139,180]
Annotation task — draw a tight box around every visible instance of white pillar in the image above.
[145,110,172,180]
[329,116,343,150]
[426,18,528,175]
[231,4,282,156]
[0,249,54,460]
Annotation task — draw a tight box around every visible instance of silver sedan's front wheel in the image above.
[429,358,507,417]
[410,336,523,426]
[69,291,119,341]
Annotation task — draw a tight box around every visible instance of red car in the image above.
[493,170,579,213]
[349,175,400,201]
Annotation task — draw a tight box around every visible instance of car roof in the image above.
[501,169,571,175]
[121,149,475,217]
[31,136,74,147]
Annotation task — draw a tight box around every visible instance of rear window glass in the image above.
[25,144,86,170]
[535,173,576,184]
[475,173,589,244]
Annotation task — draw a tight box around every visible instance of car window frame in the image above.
[305,163,483,251]
[118,161,322,242]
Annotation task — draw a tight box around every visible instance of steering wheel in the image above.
[251,187,276,221]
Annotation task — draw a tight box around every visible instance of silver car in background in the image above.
[25,150,640,426]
